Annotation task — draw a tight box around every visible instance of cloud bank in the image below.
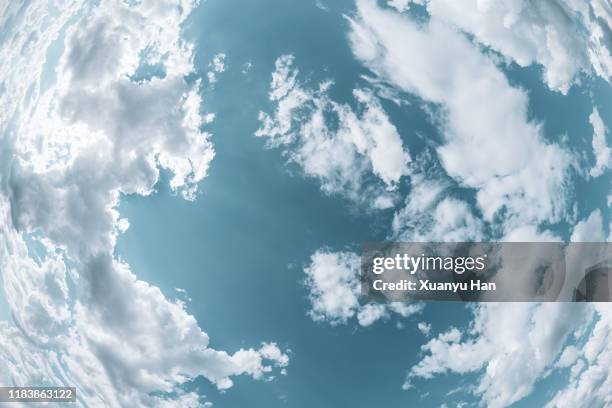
[390,0,612,93]
[349,0,575,238]
[0,1,287,406]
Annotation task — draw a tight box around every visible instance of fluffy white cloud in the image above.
[588,107,611,178]
[304,250,423,326]
[211,53,227,73]
[357,304,389,327]
[207,53,226,84]
[422,0,612,94]
[570,209,606,242]
[304,251,360,325]
[297,3,609,407]
[417,322,432,336]
[348,0,574,236]
[406,303,593,408]
[0,0,288,406]
[301,0,604,344]
[546,304,612,408]
[388,152,484,242]
[256,55,411,208]
[391,174,484,242]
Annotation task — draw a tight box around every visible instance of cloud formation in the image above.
[298,0,608,340]
[396,0,612,93]
[256,55,411,209]
[588,107,611,178]
[0,0,287,406]
[546,304,612,407]
[406,303,593,407]
[391,173,484,242]
[207,53,227,84]
[298,2,610,406]
[348,0,574,238]
[304,250,423,326]
[403,203,609,407]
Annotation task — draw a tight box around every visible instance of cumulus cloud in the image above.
[296,3,609,407]
[304,250,423,326]
[300,0,604,340]
[211,53,226,73]
[256,55,411,209]
[356,304,389,327]
[588,107,611,178]
[304,251,360,325]
[422,0,612,93]
[546,304,612,408]
[406,214,610,406]
[348,0,574,235]
[0,0,288,406]
[406,303,593,408]
[417,322,431,336]
[207,53,226,84]
[570,209,606,242]
[391,173,484,242]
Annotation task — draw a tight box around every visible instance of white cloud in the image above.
[386,0,424,13]
[392,174,484,242]
[423,0,612,94]
[402,203,607,407]
[357,304,389,326]
[241,61,253,74]
[348,0,574,235]
[588,107,611,178]
[570,209,606,242]
[207,53,226,84]
[556,345,580,368]
[546,304,612,408]
[211,53,226,73]
[256,54,411,208]
[501,225,562,242]
[389,302,425,318]
[294,3,608,407]
[0,0,288,406]
[304,251,361,325]
[406,303,593,408]
[304,250,423,326]
[417,322,432,336]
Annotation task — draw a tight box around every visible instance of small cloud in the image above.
[207,53,227,84]
[241,61,253,74]
[304,250,423,327]
[417,321,431,336]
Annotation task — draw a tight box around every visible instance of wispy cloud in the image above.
[256,54,411,209]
